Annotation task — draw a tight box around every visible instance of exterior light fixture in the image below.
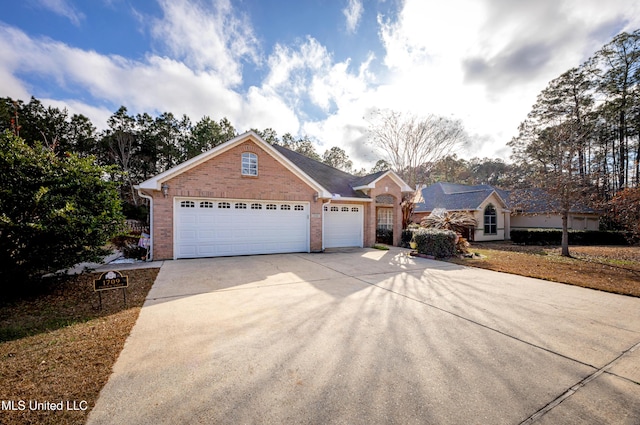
[161,183,169,198]
[313,192,319,203]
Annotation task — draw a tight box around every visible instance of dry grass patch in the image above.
[0,268,159,425]
[448,243,640,297]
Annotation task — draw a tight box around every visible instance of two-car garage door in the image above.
[175,199,309,259]
[175,199,365,258]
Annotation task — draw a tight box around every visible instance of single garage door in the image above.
[323,204,363,248]
[176,199,309,259]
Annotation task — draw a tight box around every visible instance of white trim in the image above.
[321,199,332,251]
[136,187,153,261]
[325,196,373,202]
[173,196,310,260]
[352,170,413,192]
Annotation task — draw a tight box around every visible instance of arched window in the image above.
[241,152,258,176]
[484,204,497,235]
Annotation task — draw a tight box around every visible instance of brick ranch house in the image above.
[136,131,412,260]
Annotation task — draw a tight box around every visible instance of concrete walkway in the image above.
[87,248,640,424]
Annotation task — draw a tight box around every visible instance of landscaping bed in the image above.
[448,242,640,297]
[0,268,159,425]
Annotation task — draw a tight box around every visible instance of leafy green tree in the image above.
[272,132,322,161]
[509,67,594,257]
[254,127,278,144]
[590,30,640,189]
[186,116,237,160]
[322,146,353,172]
[102,107,139,205]
[0,131,124,282]
[370,159,390,174]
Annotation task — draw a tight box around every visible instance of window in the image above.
[241,152,258,176]
[294,205,304,211]
[484,204,497,235]
[251,203,262,210]
[180,201,195,208]
[281,205,291,210]
[377,208,393,231]
[341,207,349,212]
[331,206,339,212]
[235,203,247,209]
[266,204,277,210]
[200,201,214,208]
[351,207,359,212]
[218,202,231,209]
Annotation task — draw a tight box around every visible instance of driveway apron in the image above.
[87,248,640,424]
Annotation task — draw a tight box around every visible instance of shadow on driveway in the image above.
[87,247,640,425]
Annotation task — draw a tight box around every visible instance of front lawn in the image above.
[0,268,159,425]
[448,243,640,297]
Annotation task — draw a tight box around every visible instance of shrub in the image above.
[413,228,457,258]
[510,229,629,246]
[0,131,124,282]
[400,228,418,248]
[376,228,393,245]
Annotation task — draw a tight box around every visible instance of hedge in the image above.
[412,228,457,258]
[510,229,629,245]
[376,228,393,245]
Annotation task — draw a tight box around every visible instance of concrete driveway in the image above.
[87,248,640,424]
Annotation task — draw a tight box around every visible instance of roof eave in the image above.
[352,170,412,192]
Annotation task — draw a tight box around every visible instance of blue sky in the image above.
[2,0,639,168]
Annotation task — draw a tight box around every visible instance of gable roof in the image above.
[414,182,508,212]
[136,130,412,200]
[136,131,331,197]
[414,183,599,215]
[508,188,599,214]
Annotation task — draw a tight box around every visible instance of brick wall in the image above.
[367,175,404,246]
[151,140,322,259]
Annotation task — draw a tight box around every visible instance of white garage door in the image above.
[175,199,309,259]
[323,204,363,248]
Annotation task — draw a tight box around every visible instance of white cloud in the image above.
[37,0,85,26]
[343,0,364,34]
[0,22,296,134]
[151,0,260,86]
[3,0,640,172]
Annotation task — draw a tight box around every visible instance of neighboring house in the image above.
[135,131,412,260]
[508,188,600,232]
[412,183,601,241]
[412,183,511,241]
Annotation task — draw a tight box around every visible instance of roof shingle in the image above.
[273,144,370,198]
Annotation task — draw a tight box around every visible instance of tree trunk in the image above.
[561,211,570,257]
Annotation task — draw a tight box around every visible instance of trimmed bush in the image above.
[376,228,393,245]
[413,228,457,258]
[510,229,629,246]
[400,224,422,248]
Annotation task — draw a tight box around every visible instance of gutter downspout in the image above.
[321,199,332,251]
[137,189,154,261]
